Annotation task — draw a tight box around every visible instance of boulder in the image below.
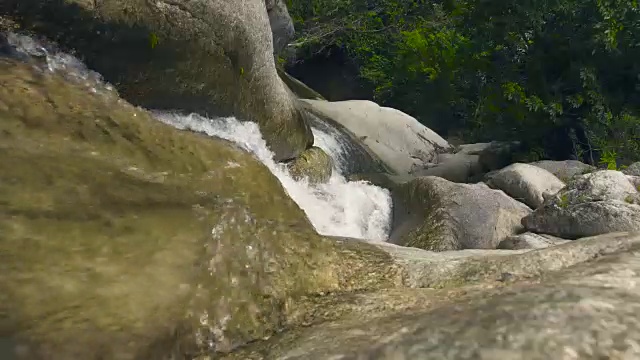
[0,57,401,359]
[412,141,522,183]
[286,146,333,184]
[0,0,312,161]
[265,0,295,55]
[411,152,482,183]
[529,159,595,182]
[223,232,640,359]
[623,162,640,176]
[390,176,531,251]
[522,170,640,238]
[497,232,570,250]
[477,140,522,171]
[485,163,565,208]
[300,99,452,175]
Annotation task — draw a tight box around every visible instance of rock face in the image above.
[529,159,595,182]
[0,0,313,161]
[390,176,531,251]
[485,163,565,208]
[623,162,640,176]
[265,0,295,55]
[300,99,452,175]
[223,232,640,359]
[523,170,640,238]
[0,57,401,359]
[286,146,333,184]
[497,232,570,250]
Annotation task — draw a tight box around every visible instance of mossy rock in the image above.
[0,58,400,358]
[287,146,333,184]
[0,0,312,161]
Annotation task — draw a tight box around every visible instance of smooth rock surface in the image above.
[301,99,452,175]
[529,160,595,182]
[0,0,312,161]
[265,0,294,55]
[412,141,522,183]
[390,176,531,251]
[223,232,640,359]
[485,163,565,208]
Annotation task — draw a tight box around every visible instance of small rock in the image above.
[485,163,565,208]
[286,146,333,184]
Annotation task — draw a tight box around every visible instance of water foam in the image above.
[155,112,392,241]
[5,31,393,241]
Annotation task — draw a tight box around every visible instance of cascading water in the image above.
[155,113,392,240]
[5,31,393,241]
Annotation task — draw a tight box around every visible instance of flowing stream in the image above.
[155,112,392,240]
[6,31,393,241]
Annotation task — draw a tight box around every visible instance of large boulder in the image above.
[390,176,531,251]
[265,0,295,55]
[529,159,595,182]
[223,232,640,359]
[523,170,640,238]
[0,56,401,359]
[485,163,565,208]
[0,0,312,161]
[286,146,333,184]
[300,99,453,175]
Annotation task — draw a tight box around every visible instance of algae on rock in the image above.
[286,146,333,184]
[0,57,400,359]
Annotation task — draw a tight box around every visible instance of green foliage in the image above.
[558,193,570,209]
[599,150,619,170]
[287,0,640,164]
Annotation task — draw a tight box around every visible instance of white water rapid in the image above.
[155,113,393,241]
[6,31,393,241]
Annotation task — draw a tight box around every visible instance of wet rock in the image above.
[529,159,595,182]
[0,58,400,359]
[300,99,452,175]
[390,176,531,251]
[0,0,312,161]
[286,146,333,184]
[485,163,565,208]
[523,170,640,238]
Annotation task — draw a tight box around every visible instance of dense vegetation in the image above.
[285,0,640,165]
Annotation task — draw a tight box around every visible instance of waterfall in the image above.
[155,113,392,241]
[5,31,393,241]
